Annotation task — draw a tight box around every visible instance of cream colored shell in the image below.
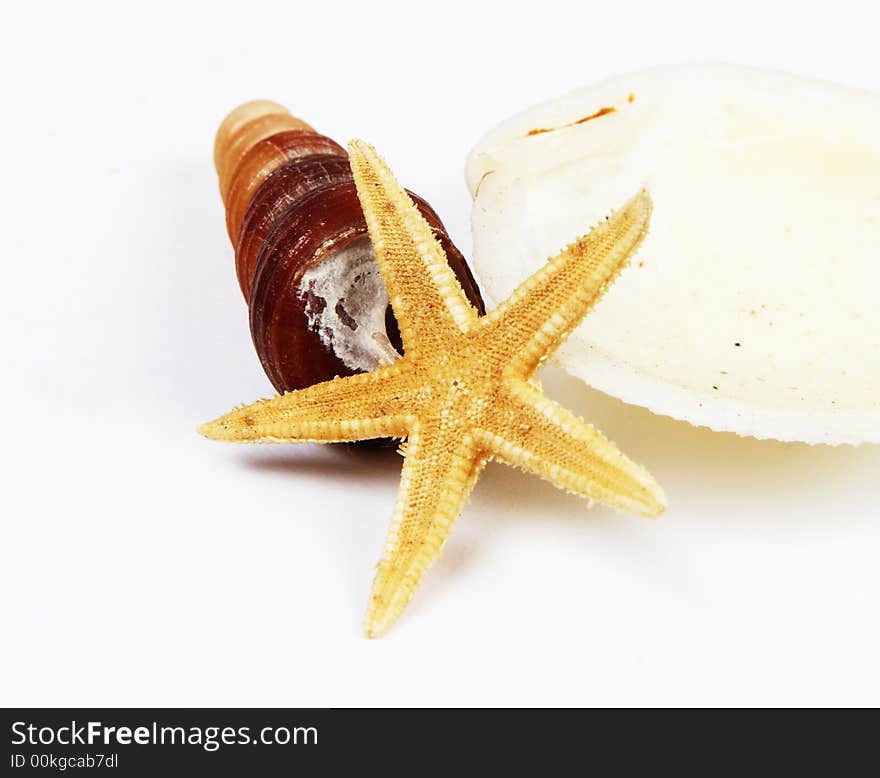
[466,65,880,444]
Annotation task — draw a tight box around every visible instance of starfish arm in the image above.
[366,427,486,638]
[198,362,417,444]
[475,380,666,518]
[347,140,479,353]
[480,190,652,378]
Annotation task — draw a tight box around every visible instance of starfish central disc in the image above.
[200,140,666,637]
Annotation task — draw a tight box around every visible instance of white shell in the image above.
[466,65,880,445]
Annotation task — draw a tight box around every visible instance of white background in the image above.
[2,0,879,707]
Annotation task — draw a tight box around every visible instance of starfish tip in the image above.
[197,417,233,441]
[363,616,388,640]
[346,138,372,157]
[647,502,666,519]
[639,485,667,519]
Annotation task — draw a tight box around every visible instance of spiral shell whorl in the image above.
[214,101,484,396]
[215,101,313,197]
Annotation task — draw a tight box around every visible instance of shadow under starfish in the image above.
[200,140,666,637]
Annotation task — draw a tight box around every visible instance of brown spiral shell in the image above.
[214,101,485,395]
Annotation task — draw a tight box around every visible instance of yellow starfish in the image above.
[200,140,666,637]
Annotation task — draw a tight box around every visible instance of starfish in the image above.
[200,140,666,637]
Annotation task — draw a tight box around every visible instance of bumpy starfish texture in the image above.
[200,140,666,637]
